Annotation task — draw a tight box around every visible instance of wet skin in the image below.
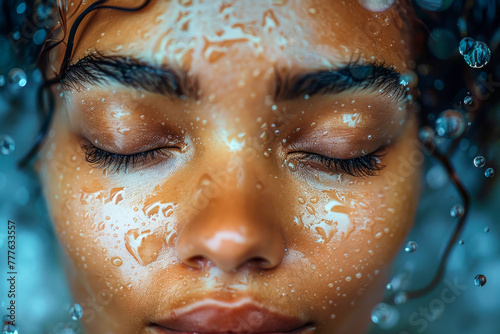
[37,0,421,333]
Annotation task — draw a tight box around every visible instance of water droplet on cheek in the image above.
[111,257,123,266]
[473,156,486,168]
[404,241,418,253]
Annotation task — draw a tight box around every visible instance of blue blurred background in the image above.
[1,0,500,333]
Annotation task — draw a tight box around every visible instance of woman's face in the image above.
[37,1,421,333]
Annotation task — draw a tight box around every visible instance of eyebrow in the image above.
[60,52,197,98]
[61,53,406,103]
[274,62,407,102]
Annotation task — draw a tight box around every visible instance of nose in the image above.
[175,171,285,273]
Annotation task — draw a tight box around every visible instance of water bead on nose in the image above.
[485,168,495,178]
[0,135,15,155]
[473,156,486,168]
[463,41,491,68]
[435,109,465,139]
[7,68,27,88]
[404,241,418,253]
[458,37,475,56]
[450,204,464,218]
[69,303,83,320]
[474,274,487,287]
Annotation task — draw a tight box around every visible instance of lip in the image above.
[152,298,315,333]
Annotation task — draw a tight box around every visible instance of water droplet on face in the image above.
[458,239,465,245]
[7,68,27,88]
[484,227,490,233]
[358,0,394,12]
[404,241,418,253]
[485,168,495,178]
[111,256,123,266]
[463,41,491,68]
[473,156,485,168]
[69,303,83,320]
[450,204,464,218]
[474,274,487,287]
[0,135,15,155]
[458,37,475,56]
[435,109,465,138]
[371,303,398,327]
[386,283,393,290]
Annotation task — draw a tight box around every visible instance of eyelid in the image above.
[80,142,176,173]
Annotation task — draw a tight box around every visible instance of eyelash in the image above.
[81,144,171,173]
[299,151,386,178]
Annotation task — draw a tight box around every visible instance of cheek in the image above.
[38,126,182,297]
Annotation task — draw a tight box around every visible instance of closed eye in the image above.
[293,149,387,178]
[80,143,175,173]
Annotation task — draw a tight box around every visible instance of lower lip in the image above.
[150,323,316,334]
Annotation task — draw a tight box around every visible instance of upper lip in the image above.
[154,298,312,333]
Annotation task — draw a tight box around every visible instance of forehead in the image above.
[69,0,410,73]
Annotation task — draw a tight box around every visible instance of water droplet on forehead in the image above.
[473,156,485,168]
[7,68,27,88]
[450,204,464,218]
[404,241,418,253]
[485,168,495,178]
[463,41,491,68]
[69,303,83,320]
[435,109,465,139]
[474,274,487,287]
[0,134,15,156]
[358,0,395,12]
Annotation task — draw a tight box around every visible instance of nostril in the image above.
[249,257,273,270]
[183,256,207,269]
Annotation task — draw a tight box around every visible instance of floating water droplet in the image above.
[474,274,487,287]
[463,41,491,68]
[435,109,465,138]
[1,323,18,334]
[458,239,465,245]
[7,68,27,88]
[485,168,495,178]
[394,291,408,305]
[418,126,435,143]
[458,37,475,56]
[404,241,418,253]
[371,303,398,328]
[450,204,464,218]
[463,95,473,106]
[358,0,394,12]
[0,135,15,155]
[69,303,83,320]
[484,227,490,233]
[473,156,485,168]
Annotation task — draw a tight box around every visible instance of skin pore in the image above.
[36,0,421,333]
